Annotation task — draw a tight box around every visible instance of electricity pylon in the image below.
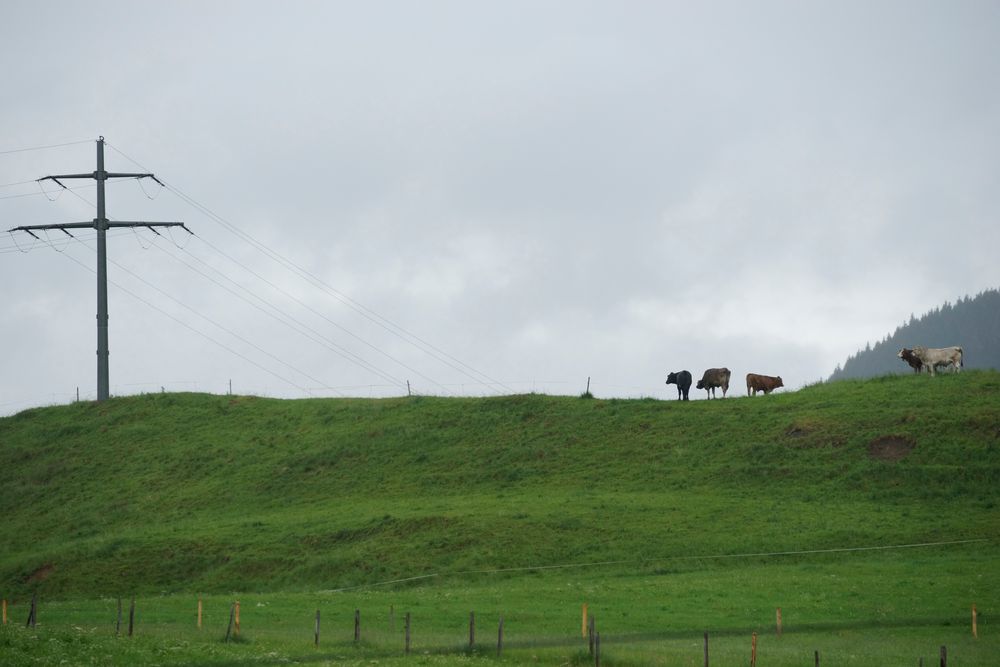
[7,136,190,401]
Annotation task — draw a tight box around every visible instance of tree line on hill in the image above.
[829,287,1000,381]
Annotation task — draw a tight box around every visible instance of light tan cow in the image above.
[902,346,963,376]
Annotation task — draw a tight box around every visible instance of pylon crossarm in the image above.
[8,221,96,233]
[106,221,185,229]
[106,172,157,180]
[38,173,91,184]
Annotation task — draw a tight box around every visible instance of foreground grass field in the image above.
[1,552,996,665]
[1,372,998,663]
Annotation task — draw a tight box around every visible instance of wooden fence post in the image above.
[750,632,757,667]
[703,631,709,667]
[225,602,235,642]
[588,613,596,655]
[776,607,782,636]
[197,598,202,630]
[354,608,360,642]
[815,649,820,666]
[497,615,504,656]
[115,598,122,636]
[405,612,411,654]
[26,593,37,628]
[234,600,240,637]
[582,602,588,638]
[972,604,978,638]
[390,604,395,632]
[469,611,475,648]
[128,598,135,637]
[940,645,947,667]
[314,609,321,646]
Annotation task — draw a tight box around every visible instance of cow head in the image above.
[666,372,678,385]
[696,380,705,389]
[897,348,907,359]
[776,376,784,388]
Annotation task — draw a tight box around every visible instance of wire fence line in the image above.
[0,377,675,415]
[318,538,991,594]
[0,591,982,665]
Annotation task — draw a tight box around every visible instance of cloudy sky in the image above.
[2,1,998,412]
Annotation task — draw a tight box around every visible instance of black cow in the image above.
[665,370,692,401]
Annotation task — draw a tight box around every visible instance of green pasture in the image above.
[1,371,998,663]
[2,550,996,665]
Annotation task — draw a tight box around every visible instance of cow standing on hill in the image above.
[902,346,964,376]
[746,373,783,396]
[897,348,923,374]
[696,368,731,399]
[665,370,693,401]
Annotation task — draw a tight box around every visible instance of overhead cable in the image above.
[56,246,316,398]
[105,140,512,394]
[146,235,407,390]
[0,139,92,156]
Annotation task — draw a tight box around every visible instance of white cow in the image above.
[903,346,964,376]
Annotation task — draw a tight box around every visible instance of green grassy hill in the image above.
[2,372,998,599]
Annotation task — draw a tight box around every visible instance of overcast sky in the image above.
[2,1,998,413]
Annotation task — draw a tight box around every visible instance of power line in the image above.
[58,186,390,393]
[105,141,513,394]
[88,241,346,397]
[0,178,41,189]
[143,236,405,390]
[40,181,400,394]
[149,238,410,390]
[56,244,315,397]
[184,233,450,394]
[0,139,92,156]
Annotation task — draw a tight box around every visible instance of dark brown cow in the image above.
[696,367,731,399]
[746,373,783,396]
[897,348,923,373]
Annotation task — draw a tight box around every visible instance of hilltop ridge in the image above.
[2,372,998,598]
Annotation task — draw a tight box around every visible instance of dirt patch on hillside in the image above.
[868,436,915,462]
[24,563,54,583]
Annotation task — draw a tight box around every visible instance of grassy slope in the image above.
[1,371,998,598]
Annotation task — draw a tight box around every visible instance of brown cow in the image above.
[696,368,731,399]
[746,373,783,396]
[897,348,923,373]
